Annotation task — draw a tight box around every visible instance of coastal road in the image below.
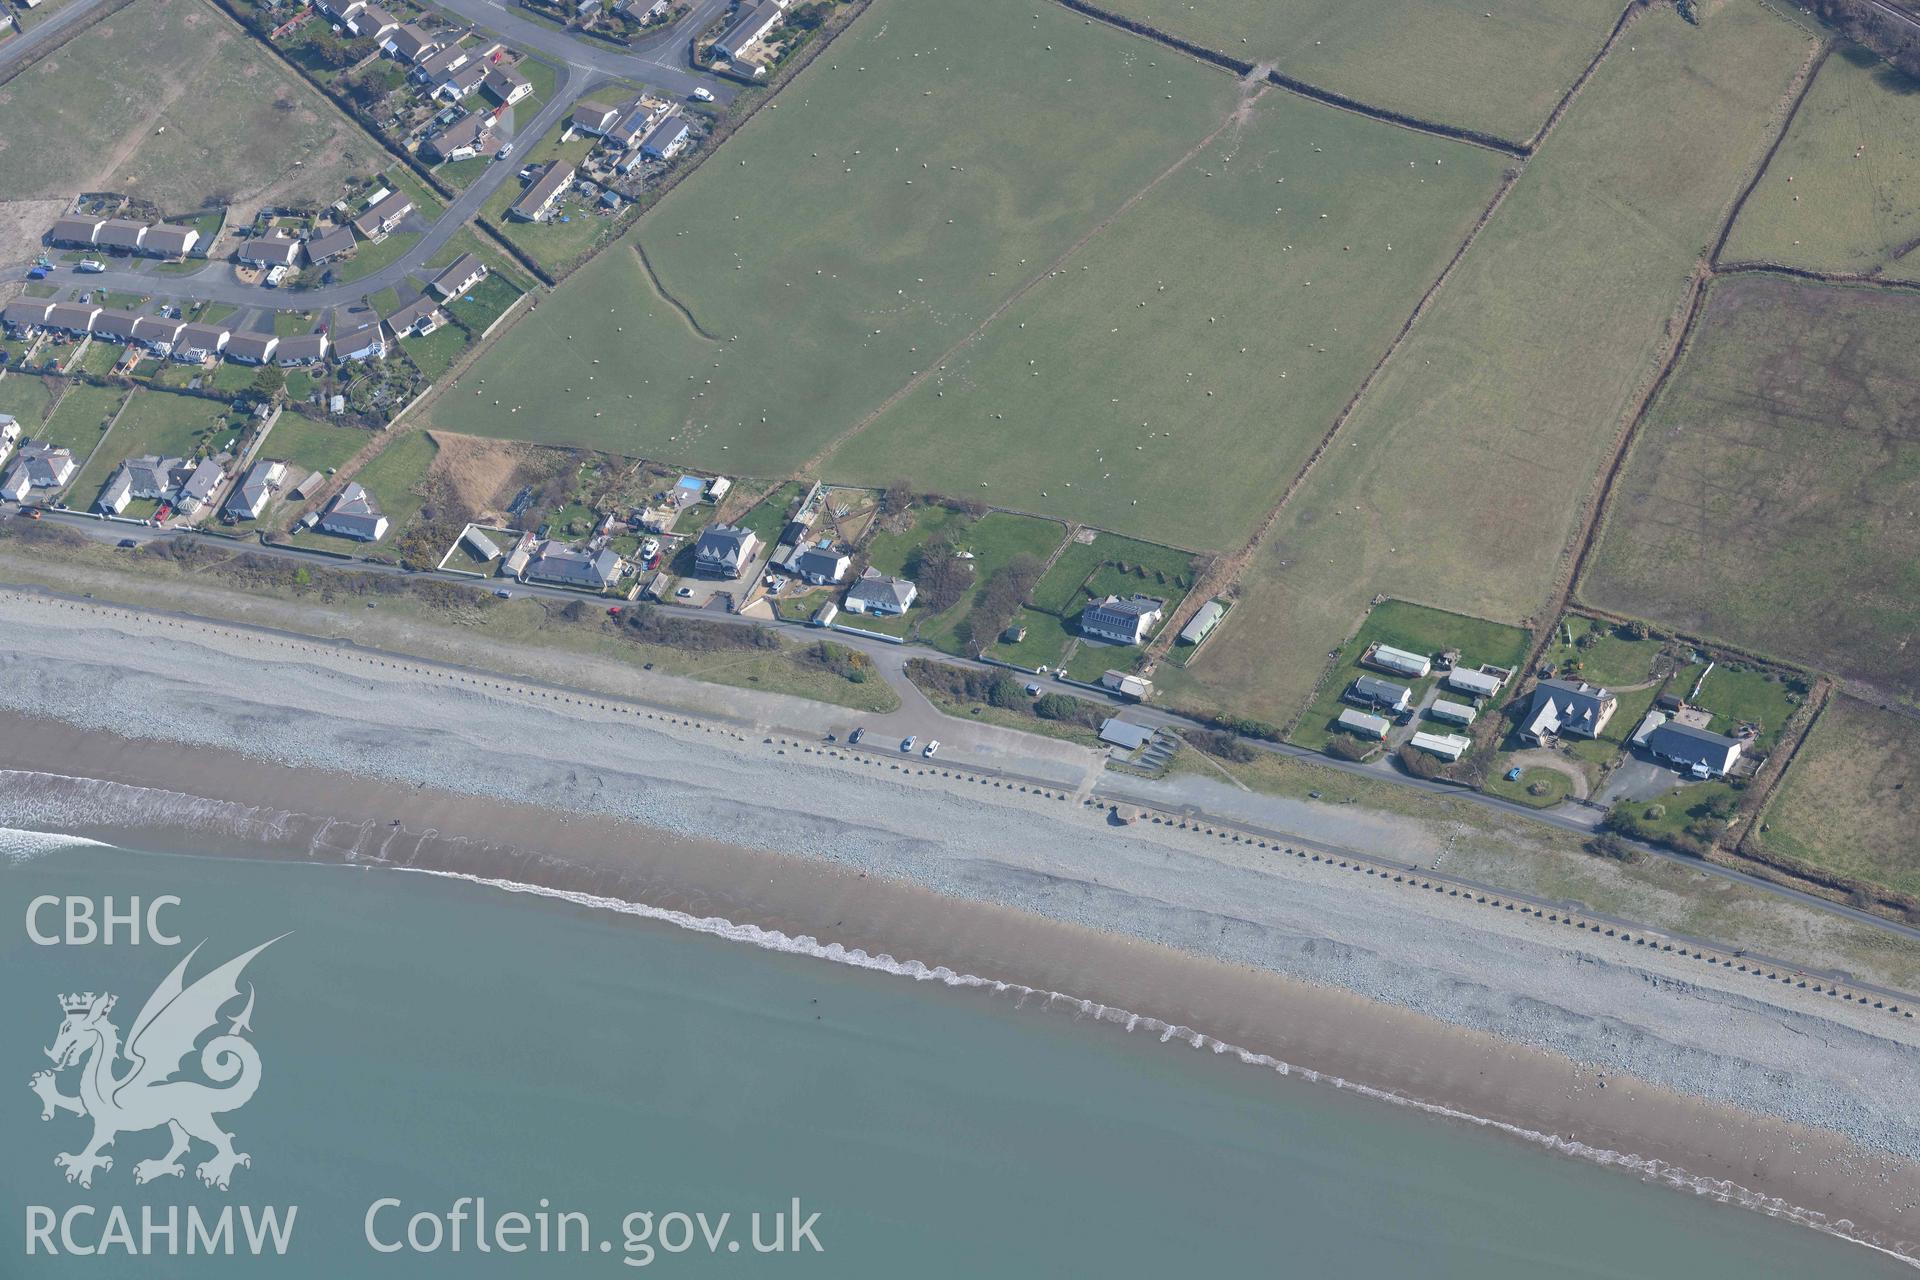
[12,503,1920,955]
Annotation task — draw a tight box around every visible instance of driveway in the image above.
[1504,746,1591,801]
[1596,754,1677,808]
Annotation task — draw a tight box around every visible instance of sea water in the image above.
[1,835,1908,1277]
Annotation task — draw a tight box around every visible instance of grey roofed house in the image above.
[275,332,329,364]
[844,568,916,615]
[385,296,442,337]
[50,216,102,247]
[1336,708,1390,740]
[16,441,78,488]
[90,309,142,342]
[1079,593,1165,645]
[352,191,415,238]
[174,458,226,511]
[384,22,438,61]
[331,315,386,361]
[436,60,489,98]
[238,234,302,267]
[426,110,493,161]
[121,454,181,500]
[223,459,285,520]
[525,540,624,589]
[318,482,389,541]
[140,224,198,258]
[571,98,621,134]
[607,101,654,149]
[131,316,185,349]
[224,331,279,364]
[348,2,396,36]
[173,322,230,360]
[429,253,488,300]
[715,0,782,59]
[304,224,357,265]
[1645,721,1744,778]
[0,465,30,502]
[1178,599,1225,645]
[509,162,575,221]
[1520,677,1617,743]
[693,523,759,578]
[791,542,849,584]
[95,219,148,251]
[96,466,133,514]
[417,43,470,79]
[45,302,101,334]
[1098,718,1153,752]
[639,109,689,160]
[1446,666,1505,699]
[3,299,53,331]
[483,64,531,104]
[1345,674,1411,712]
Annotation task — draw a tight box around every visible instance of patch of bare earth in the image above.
[426,433,529,523]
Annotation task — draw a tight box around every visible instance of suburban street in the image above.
[3,0,741,313]
[0,0,115,76]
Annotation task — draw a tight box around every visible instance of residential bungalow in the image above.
[639,109,689,161]
[790,541,849,585]
[843,568,915,616]
[316,0,366,22]
[44,302,101,336]
[224,331,279,364]
[173,458,226,515]
[483,64,532,107]
[382,22,439,62]
[432,59,489,102]
[1344,674,1411,714]
[90,309,143,344]
[1363,642,1432,679]
[1079,593,1164,645]
[606,101,656,152]
[78,218,197,260]
[49,216,102,248]
[1409,731,1472,762]
[415,43,472,82]
[240,234,303,272]
[714,0,783,61]
[304,224,358,266]
[172,322,230,362]
[1446,666,1506,699]
[141,224,199,260]
[2,299,53,333]
[509,162,574,222]
[346,3,397,39]
[1336,708,1390,740]
[331,316,386,362]
[94,218,149,253]
[524,540,624,590]
[1100,670,1154,702]
[571,98,622,135]
[426,111,494,162]
[12,440,77,488]
[317,483,389,541]
[275,332,330,365]
[0,465,30,502]
[95,467,134,515]
[1645,721,1744,779]
[385,296,444,339]
[429,253,488,301]
[222,459,286,521]
[1519,678,1617,744]
[101,454,183,516]
[1428,699,1477,727]
[693,523,758,578]
[131,316,186,354]
[1178,599,1226,646]
[352,191,415,239]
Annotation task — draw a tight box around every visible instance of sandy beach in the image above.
[1,590,1917,1262]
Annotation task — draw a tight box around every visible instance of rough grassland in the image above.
[826,91,1508,549]
[1179,2,1815,725]
[1720,47,1920,277]
[0,0,363,220]
[1581,275,1920,698]
[1755,695,1920,896]
[1095,0,1623,143]
[437,0,1234,469]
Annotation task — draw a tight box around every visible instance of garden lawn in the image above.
[260,416,372,479]
[828,87,1508,549]
[983,607,1074,670]
[38,382,128,460]
[1182,2,1815,726]
[1095,0,1623,144]
[0,374,58,431]
[1753,695,1920,898]
[1720,47,1920,277]
[339,430,439,537]
[1582,275,1920,699]
[914,512,1067,655]
[439,0,1237,468]
[1690,662,1807,752]
[1541,613,1668,688]
[68,389,235,498]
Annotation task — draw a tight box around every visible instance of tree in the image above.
[250,365,286,404]
[1325,734,1372,762]
[1397,745,1443,780]
[986,674,1025,709]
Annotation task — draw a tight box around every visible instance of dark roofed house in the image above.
[693,523,758,578]
[225,331,279,364]
[524,540,625,590]
[90,310,142,343]
[844,568,916,616]
[425,110,493,162]
[791,542,850,585]
[509,162,574,222]
[416,43,470,80]
[383,22,438,62]
[172,322,230,362]
[352,191,415,239]
[304,224,357,265]
[276,332,330,365]
[1520,678,1617,744]
[3,300,53,333]
[331,315,386,362]
[572,98,621,134]
[434,59,489,100]
[44,302,101,335]
[639,109,689,161]
[173,458,226,514]
[131,316,185,352]
[95,219,147,252]
[483,64,531,106]
[1079,593,1165,645]
[223,460,286,521]
[714,0,782,60]
[238,234,302,268]
[317,482,389,541]
[1645,722,1745,779]
[50,216,102,247]
[606,101,654,150]
[1344,674,1411,714]
[347,2,397,38]
[142,224,199,259]
[429,253,488,300]
[13,441,78,488]
[385,296,444,339]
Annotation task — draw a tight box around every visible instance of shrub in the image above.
[1397,745,1443,779]
[1585,833,1640,863]
[1183,728,1257,764]
[1325,735,1373,762]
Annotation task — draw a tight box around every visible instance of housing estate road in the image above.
[0,0,112,78]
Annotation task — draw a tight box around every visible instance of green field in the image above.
[1754,695,1920,898]
[827,88,1508,549]
[1291,599,1529,750]
[1180,2,1815,725]
[262,416,372,480]
[1096,0,1623,144]
[340,430,439,537]
[0,0,361,220]
[1582,275,1920,700]
[438,0,1236,467]
[69,389,238,498]
[0,374,58,431]
[37,382,128,460]
[1027,531,1202,619]
[1720,47,1920,277]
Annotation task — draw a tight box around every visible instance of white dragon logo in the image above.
[28,937,283,1191]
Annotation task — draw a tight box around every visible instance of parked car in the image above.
[900,736,916,753]
[117,538,138,549]
[495,143,514,161]
[690,86,715,102]
[1504,767,1524,782]
[923,741,940,758]
[1024,683,1041,696]
[494,588,513,599]
[76,259,105,274]
[848,728,864,745]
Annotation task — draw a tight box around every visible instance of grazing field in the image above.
[68,390,239,498]
[0,0,364,222]
[1178,1,1815,725]
[1754,695,1920,898]
[1094,0,1624,144]
[826,89,1508,549]
[1720,47,1920,277]
[1581,275,1920,700]
[37,382,127,459]
[437,0,1236,468]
